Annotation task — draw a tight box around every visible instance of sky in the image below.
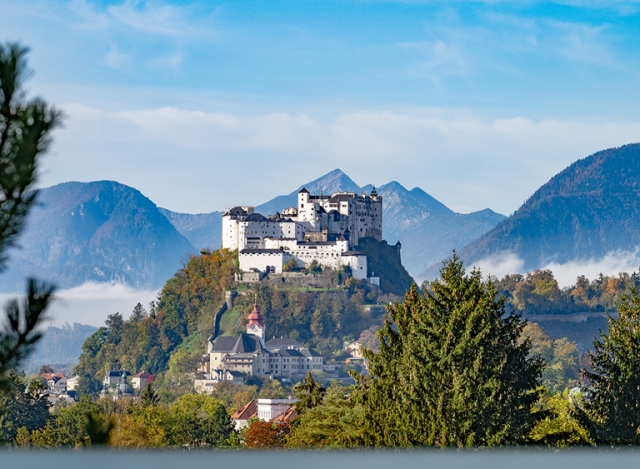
[3,0,640,215]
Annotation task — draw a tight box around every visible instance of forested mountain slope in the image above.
[457,143,640,273]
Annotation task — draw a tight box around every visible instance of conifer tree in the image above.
[292,372,326,415]
[353,254,544,447]
[141,384,159,408]
[578,287,640,445]
[0,42,60,386]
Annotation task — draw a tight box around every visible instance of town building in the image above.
[195,300,323,390]
[223,187,384,280]
[131,371,156,390]
[104,370,130,387]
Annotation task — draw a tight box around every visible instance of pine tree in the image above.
[578,287,640,445]
[353,254,544,447]
[141,384,159,408]
[0,42,59,387]
[131,303,147,323]
[292,372,326,415]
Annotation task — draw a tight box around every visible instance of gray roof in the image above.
[244,213,268,222]
[341,251,365,256]
[240,249,283,254]
[265,338,302,349]
[277,349,304,358]
[212,334,264,354]
[299,348,322,358]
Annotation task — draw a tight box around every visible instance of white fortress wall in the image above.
[239,249,286,274]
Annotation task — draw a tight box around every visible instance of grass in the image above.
[218,304,245,336]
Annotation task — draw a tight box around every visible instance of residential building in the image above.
[131,372,156,390]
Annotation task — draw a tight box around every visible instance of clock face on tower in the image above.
[250,325,259,332]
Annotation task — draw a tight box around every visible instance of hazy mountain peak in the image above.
[297,168,361,195]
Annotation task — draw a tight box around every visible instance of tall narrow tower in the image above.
[246,297,265,346]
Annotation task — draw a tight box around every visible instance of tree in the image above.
[578,287,640,444]
[354,254,544,447]
[0,373,50,444]
[244,420,289,449]
[141,383,160,408]
[167,394,231,447]
[286,381,362,448]
[0,43,60,384]
[131,303,147,323]
[202,403,235,446]
[292,372,325,415]
[39,365,53,375]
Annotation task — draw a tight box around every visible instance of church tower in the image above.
[246,297,265,346]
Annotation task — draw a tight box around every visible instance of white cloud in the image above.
[0,282,160,328]
[473,251,525,279]
[474,248,640,288]
[544,248,640,288]
[41,103,640,215]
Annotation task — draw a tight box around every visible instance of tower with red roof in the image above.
[246,296,265,346]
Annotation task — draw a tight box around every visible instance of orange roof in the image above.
[231,399,258,420]
[271,407,298,424]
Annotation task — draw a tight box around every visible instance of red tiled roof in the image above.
[231,399,258,420]
[271,407,298,424]
[40,373,64,381]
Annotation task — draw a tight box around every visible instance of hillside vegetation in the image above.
[73,248,399,397]
[74,249,237,394]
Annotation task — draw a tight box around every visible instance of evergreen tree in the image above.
[292,372,326,415]
[0,373,50,444]
[203,403,235,446]
[141,383,160,408]
[354,254,544,447]
[0,42,59,386]
[578,287,640,444]
[131,303,147,323]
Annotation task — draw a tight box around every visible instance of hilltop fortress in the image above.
[222,187,383,280]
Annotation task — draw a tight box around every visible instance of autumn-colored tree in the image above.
[244,420,289,449]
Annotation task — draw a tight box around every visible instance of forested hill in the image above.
[453,143,640,275]
[73,249,393,398]
[0,181,195,291]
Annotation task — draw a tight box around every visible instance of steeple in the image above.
[246,295,265,345]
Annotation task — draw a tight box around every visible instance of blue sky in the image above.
[3,0,640,214]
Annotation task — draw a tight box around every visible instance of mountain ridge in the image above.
[0,181,195,292]
[450,142,640,277]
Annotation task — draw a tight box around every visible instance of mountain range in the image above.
[0,170,505,291]
[160,169,506,282]
[8,142,639,293]
[0,181,194,291]
[454,143,640,277]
